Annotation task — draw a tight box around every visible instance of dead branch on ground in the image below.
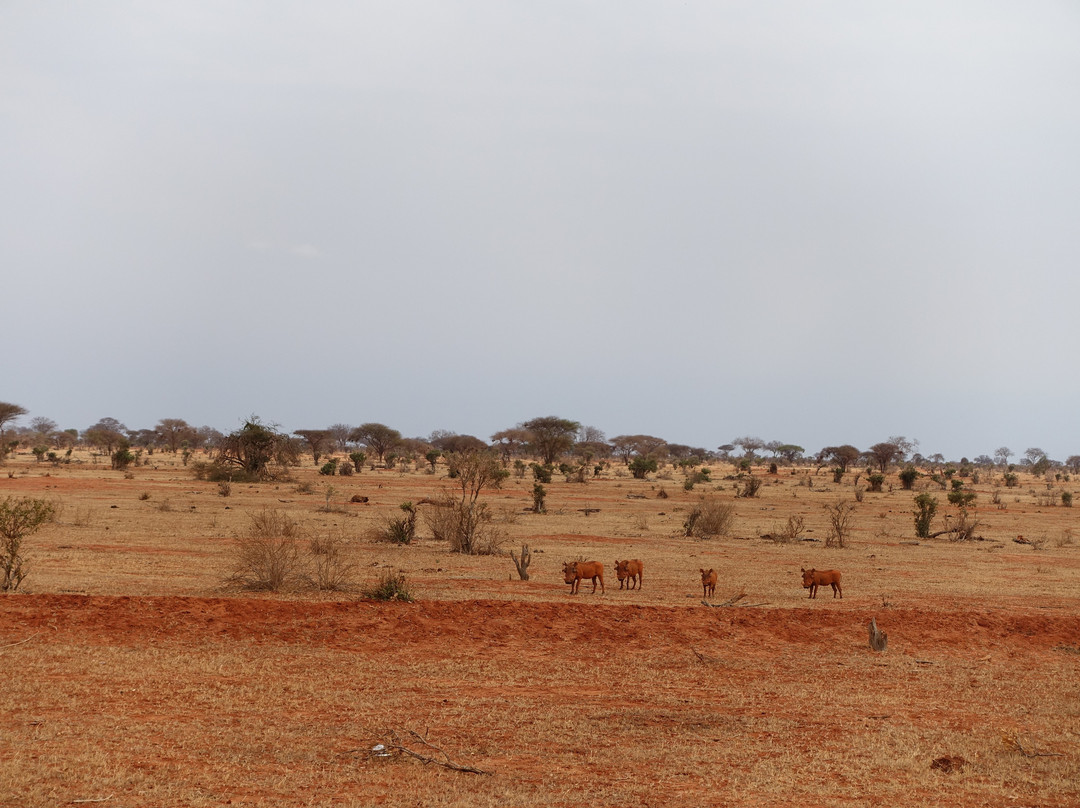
[701,592,769,608]
[352,729,493,776]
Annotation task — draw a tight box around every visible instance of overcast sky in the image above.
[3,2,1078,461]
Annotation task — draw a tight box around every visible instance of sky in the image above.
[3,2,1078,462]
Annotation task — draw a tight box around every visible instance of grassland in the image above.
[2,451,1078,807]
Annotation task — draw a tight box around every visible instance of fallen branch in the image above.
[0,632,41,651]
[69,797,113,805]
[359,729,493,776]
[701,592,769,608]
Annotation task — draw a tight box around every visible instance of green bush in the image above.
[364,570,413,602]
[867,473,886,493]
[532,483,547,513]
[318,458,339,476]
[531,463,553,484]
[629,456,658,480]
[1,497,56,592]
[913,493,938,538]
[898,467,920,490]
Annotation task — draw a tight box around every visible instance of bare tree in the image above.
[994,446,1013,467]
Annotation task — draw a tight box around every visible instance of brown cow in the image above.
[801,567,842,599]
[700,568,717,598]
[563,561,605,594]
[615,559,643,590]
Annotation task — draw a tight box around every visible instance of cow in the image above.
[563,561,605,594]
[801,568,842,599]
[615,559,643,590]
[700,568,717,598]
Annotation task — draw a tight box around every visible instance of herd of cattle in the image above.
[561,560,843,600]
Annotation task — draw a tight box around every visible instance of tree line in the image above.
[1,401,1076,478]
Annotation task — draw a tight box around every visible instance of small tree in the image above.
[898,466,920,490]
[348,451,367,473]
[295,429,332,465]
[215,417,300,480]
[1,497,56,591]
[0,402,28,457]
[824,500,856,548]
[913,493,938,538]
[628,455,658,479]
[532,483,547,513]
[427,451,509,554]
[349,423,402,465]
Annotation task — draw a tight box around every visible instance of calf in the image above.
[615,559,643,590]
[563,561,605,595]
[801,567,842,599]
[700,568,717,598]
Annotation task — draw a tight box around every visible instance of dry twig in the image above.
[0,632,41,651]
[701,592,768,608]
[355,729,493,776]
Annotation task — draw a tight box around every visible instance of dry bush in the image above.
[824,500,856,548]
[423,495,506,555]
[228,509,303,591]
[306,530,357,591]
[683,496,735,538]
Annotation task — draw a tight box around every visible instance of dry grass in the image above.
[1,451,1079,806]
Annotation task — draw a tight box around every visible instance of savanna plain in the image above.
[2,451,1079,808]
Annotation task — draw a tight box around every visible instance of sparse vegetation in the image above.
[824,500,856,548]
[684,496,735,538]
[0,496,56,592]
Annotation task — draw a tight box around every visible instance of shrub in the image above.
[111,447,135,470]
[898,467,920,490]
[531,463,553,484]
[379,502,417,544]
[423,496,505,555]
[348,451,366,473]
[1003,472,1019,488]
[532,483,547,514]
[306,530,357,591]
[832,467,845,484]
[318,458,339,476]
[867,473,885,493]
[776,514,806,542]
[1062,491,1073,508]
[338,462,354,476]
[364,570,413,602]
[228,509,303,591]
[824,500,856,548]
[739,476,762,498]
[684,497,736,538]
[913,493,938,538]
[1,497,56,592]
[629,456,658,480]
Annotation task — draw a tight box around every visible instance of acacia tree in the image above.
[216,418,300,480]
[994,447,1013,467]
[83,418,128,455]
[520,416,580,465]
[294,429,332,465]
[156,419,196,453]
[819,445,860,473]
[490,428,531,465]
[868,441,903,473]
[0,402,28,456]
[610,435,667,465]
[350,423,402,464]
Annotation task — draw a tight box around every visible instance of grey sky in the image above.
[3,2,1078,461]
